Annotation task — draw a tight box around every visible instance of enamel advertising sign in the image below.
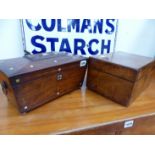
[21,19,118,56]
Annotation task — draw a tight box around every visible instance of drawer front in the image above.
[87,68,134,106]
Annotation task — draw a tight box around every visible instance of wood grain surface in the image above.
[0,54,87,113]
[87,53,154,106]
[0,71,155,135]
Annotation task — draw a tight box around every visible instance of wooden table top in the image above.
[0,72,155,135]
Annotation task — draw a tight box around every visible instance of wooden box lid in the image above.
[90,51,155,82]
[95,52,154,70]
[0,52,87,78]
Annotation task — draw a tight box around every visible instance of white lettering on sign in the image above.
[124,120,134,128]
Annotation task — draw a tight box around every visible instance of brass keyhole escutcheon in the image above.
[57,74,63,81]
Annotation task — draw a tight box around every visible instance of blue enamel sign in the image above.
[21,19,118,56]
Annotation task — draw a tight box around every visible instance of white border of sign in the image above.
[20,19,119,56]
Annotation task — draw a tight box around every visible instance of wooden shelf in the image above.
[0,72,155,135]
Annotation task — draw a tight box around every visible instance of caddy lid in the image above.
[0,52,87,78]
[95,51,154,70]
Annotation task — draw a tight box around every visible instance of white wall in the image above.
[0,19,155,59]
[0,19,24,59]
[116,19,155,57]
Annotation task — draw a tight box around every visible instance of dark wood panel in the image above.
[13,74,57,113]
[94,52,154,70]
[89,57,137,82]
[87,68,134,106]
[62,122,123,135]
[56,63,87,98]
[10,61,84,86]
[62,114,155,135]
[121,115,155,135]
[87,52,154,106]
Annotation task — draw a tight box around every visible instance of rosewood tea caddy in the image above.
[0,52,87,113]
[87,52,154,106]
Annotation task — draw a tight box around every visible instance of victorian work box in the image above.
[0,52,87,113]
[87,52,155,106]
